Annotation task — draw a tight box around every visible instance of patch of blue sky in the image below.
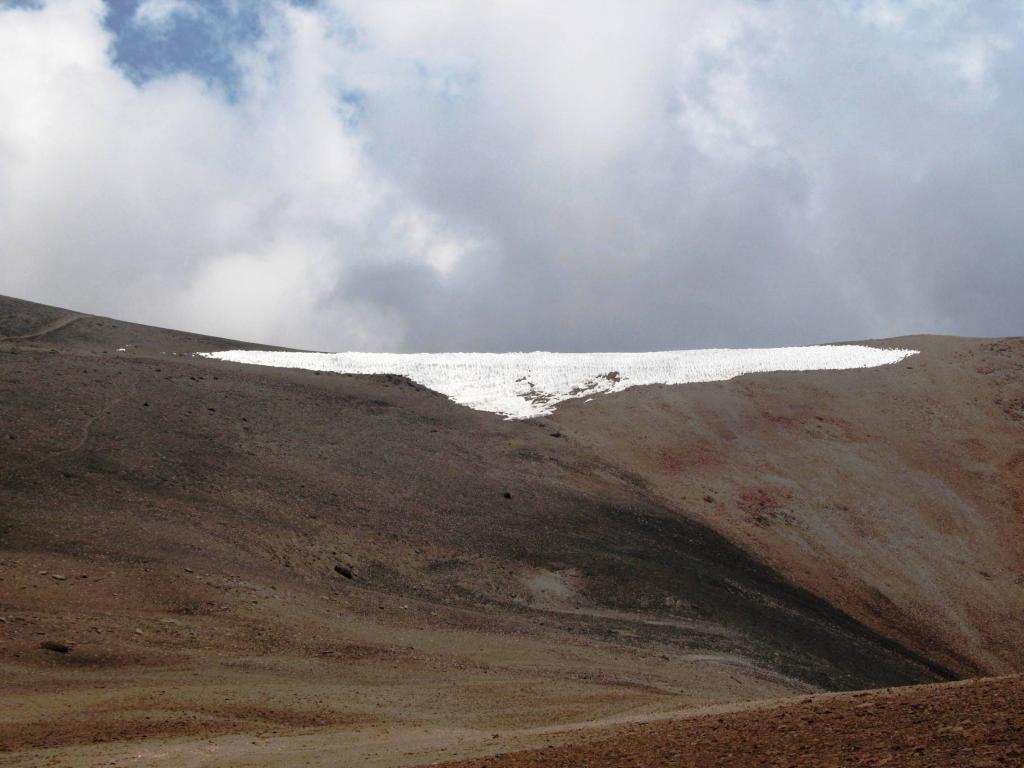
[101,0,314,98]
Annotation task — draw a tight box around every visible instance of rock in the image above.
[51,574,66,581]
[334,564,354,579]
[703,495,715,503]
[40,641,70,654]
[503,491,512,499]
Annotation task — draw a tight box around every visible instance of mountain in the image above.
[1,294,1020,766]
[548,332,1024,679]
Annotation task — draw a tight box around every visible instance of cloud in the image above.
[0,0,476,350]
[1,1,1023,351]
[133,0,200,28]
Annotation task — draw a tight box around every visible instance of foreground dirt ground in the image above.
[0,580,802,767]
[439,675,1024,768]
[4,675,1018,767]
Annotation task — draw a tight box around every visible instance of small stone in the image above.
[51,574,66,581]
[334,564,354,579]
[502,492,512,500]
[40,641,70,654]
[134,628,143,635]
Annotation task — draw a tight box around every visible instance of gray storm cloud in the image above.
[1,0,1022,351]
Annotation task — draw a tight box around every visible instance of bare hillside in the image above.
[2,295,1020,765]
[551,335,1024,677]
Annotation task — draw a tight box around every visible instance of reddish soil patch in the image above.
[440,675,1024,768]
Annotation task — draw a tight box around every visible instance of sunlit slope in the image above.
[550,334,1024,677]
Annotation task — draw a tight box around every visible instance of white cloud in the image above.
[0,0,480,350]
[940,32,1011,93]
[134,0,201,28]
[1,1,1023,352]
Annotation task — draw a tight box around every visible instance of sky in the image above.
[1,0,1022,352]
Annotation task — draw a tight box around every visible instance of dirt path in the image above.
[0,312,82,342]
[436,675,1024,768]
[0,688,828,768]
[6,676,1018,768]
[64,392,123,455]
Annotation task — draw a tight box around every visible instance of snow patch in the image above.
[198,346,918,419]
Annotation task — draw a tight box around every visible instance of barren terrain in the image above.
[440,675,1024,768]
[1,295,1021,766]
[551,334,1024,677]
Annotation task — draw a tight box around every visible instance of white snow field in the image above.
[200,345,917,419]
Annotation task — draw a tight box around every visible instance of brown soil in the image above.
[550,335,1024,677]
[438,674,1024,768]
[1,294,1021,766]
